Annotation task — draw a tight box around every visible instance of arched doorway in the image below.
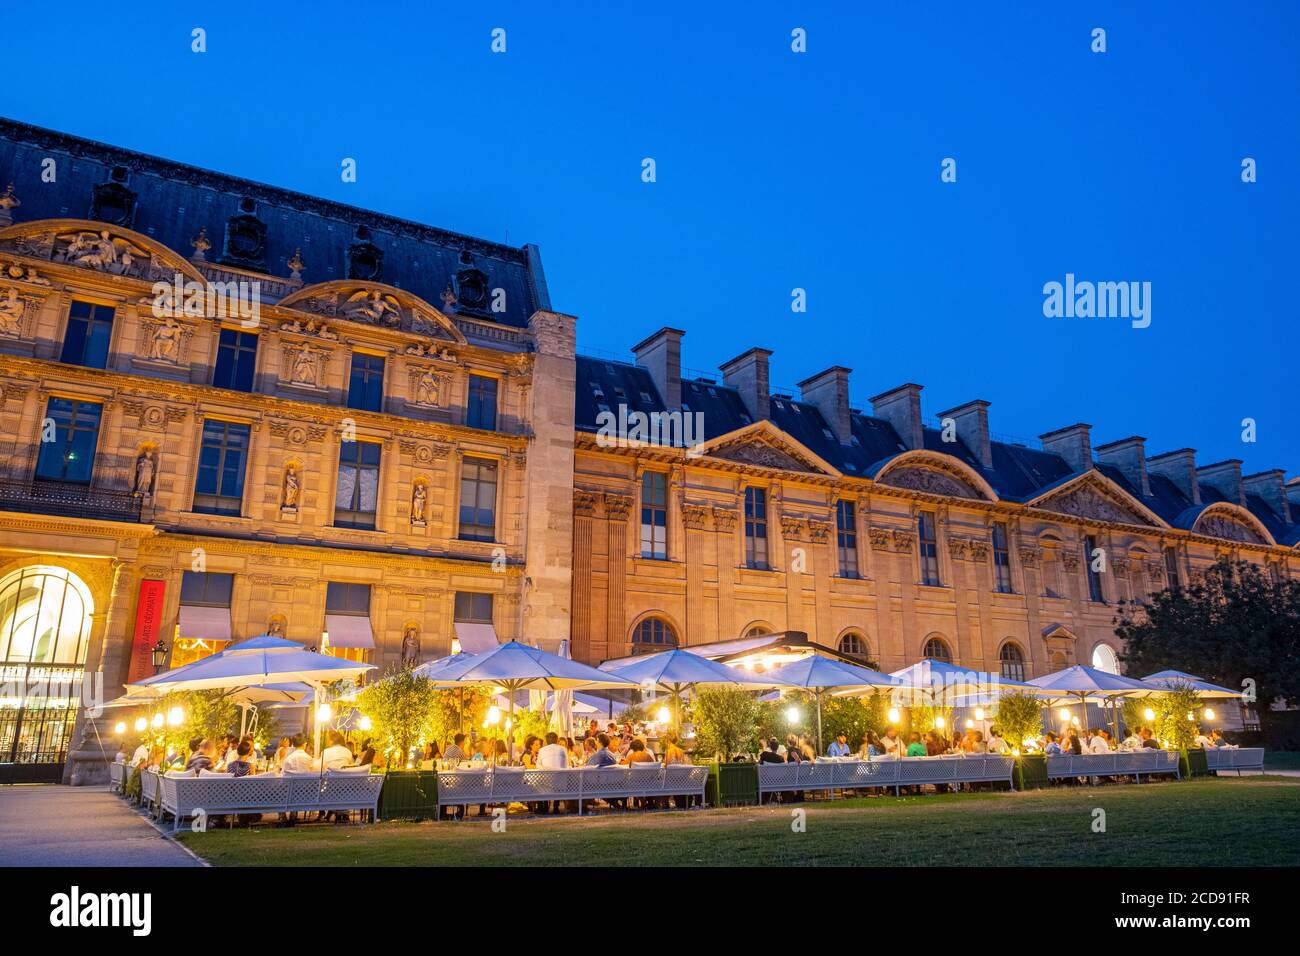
[0,565,94,782]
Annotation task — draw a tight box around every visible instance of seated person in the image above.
[585,733,619,767]
[1043,732,1063,755]
[661,733,689,765]
[1193,727,1214,749]
[227,740,255,777]
[859,731,884,758]
[1210,729,1227,747]
[924,731,945,756]
[622,739,656,765]
[281,734,316,773]
[905,733,927,757]
[185,738,217,773]
[1087,729,1111,754]
[986,728,1008,754]
[880,727,902,756]
[321,731,354,770]
[537,732,569,769]
[784,734,805,763]
[827,732,851,757]
[969,730,988,753]
[1139,728,1161,749]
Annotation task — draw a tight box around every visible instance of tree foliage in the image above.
[692,688,760,759]
[994,692,1043,750]
[1148,684,1204,751]
[355,669,441,762]
[1115,558,1300,733]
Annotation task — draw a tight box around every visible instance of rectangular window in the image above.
[918,511,941,586]
[59,300,116,369]
[1164,546,1180,588]
[466,374,498,430]
[836,499,858,577]
[640,472,668,559]
[212,328,258,392]
[35,398,103,484]
[326,581,372,615]
[1085,534,1106,602]
[346,353,385,412]
[193,419,250,515]
[454,591,494,624]
[744,487,769,569]
[334,440,381,529]
[180,571,234,607]
[458,456,498,541]
[992,521,1013,593]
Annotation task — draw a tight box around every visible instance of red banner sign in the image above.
[127,579,167,685]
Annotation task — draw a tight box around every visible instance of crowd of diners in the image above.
[117,731,374,776]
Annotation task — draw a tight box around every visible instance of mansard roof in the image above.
[0,117,548,329]
[574,360,1300,548]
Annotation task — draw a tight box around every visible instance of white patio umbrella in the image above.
[1141,670,1244,699]
[425,641,637,760]
[549,640,575,739]
[888,658,1049,707]
[125,635,374,764]
[763,656,899,755]
[600,648,788,734]
[1027,665,1154,739]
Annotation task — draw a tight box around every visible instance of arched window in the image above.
[838,631,869,663]
[744,624,771,639]
[631,617,677,654]
[922,636,952,662]
[999,642,1026,682]
[1091,643,1119,674]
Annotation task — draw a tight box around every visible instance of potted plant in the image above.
[356,669,442,819]
[692,688,760,806]
[996,692,1047,790]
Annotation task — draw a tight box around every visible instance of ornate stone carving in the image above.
[891,529,915,553]
[1041,484,1152,526]
[806,519,832,543]
[342,289,402,326]
[282,341,329,389]
[0,286,35,337]
[268,420,329,445]
[53,229,153,277]
[881,466,983,500]
[1112,557,1130,574]
[1061,550,1081,572]
[409,366,448,407]
[190,228,211,261]
[1019,546,1042,568]
[682,504,713,530]
[868,526,891,549]
[1196,514,1263,544]
[280,465,300,512]
[410,481,428,527]
[712,440,810,473]
[401,624,421,665]
[279,282,462,342]
[712,508,738,532]
[132,450,156,497]
[947,537,968,560]
[968,540,990,562]
[780,515,807,540]
[574,491,600,516]
[604,494,633,521]
[0,182,19,226]
[277,317,337,340]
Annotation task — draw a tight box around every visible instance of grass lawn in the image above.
[178,776,1300,867]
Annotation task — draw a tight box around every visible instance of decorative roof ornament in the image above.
[0,183,19,226]
[287,247,305,281]
[440,283,457,310]
[190,227,211,261]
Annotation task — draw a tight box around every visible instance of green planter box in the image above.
[703,760,759,807]
[1014,754,1048,790]
[378,770,438,821]
[1181,747,1209,779]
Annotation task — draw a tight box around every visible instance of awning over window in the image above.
[454,622,499,654]
[324,613,375,650]
[178,604,232,643]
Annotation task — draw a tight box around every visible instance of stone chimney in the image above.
[870,383,924,451]
[632,327,684,411]
[1196,459,1245,506]
[1286,477,1300,511]
[1039,423,1093,473]
[1148,449,1201,506]
[719,347,771,422]
[1095,436,1150,497]
[1243,469,1291,524]
[798,366,852,443]
[936,399,992,469]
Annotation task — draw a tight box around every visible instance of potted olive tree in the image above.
[692,688,760,806]
[996,692,1047,790]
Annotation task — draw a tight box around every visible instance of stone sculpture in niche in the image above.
[133,451,155,496]
[410,482,428,527]
[281,466,300,511]
[0,287,27,335]
[401,625,421,665]
[148,316,183,362]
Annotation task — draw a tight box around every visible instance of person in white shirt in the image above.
[985,729,1008,754]
[320,731,354,770]
[1088,729,1111,754]
[131,742,150,767]
[536,731,569,769]
[1193,728,1214,749]
[280,734,316,773]
[880,728,902,756]
[1120,731,1142,751]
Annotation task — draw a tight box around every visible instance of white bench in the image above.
[1046,750,1181,781]
[108,762,125,794]
[1202,747,1265,774]
[157,771,383,832]
[757,756,1016,798]
[140,768,160,812]
[435,764,709,818]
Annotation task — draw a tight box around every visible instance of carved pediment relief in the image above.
[710,438,815,472]
[1194,509,1267,545]
[1036,479,1156,527]
[277,280,467,344]
[880,465,984,500]
[0,219,206,285]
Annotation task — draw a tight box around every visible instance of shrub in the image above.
[995,692,1043,750]
[693,688,760,760]
[355,669,441,765]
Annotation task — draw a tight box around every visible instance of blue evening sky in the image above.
[4,1,1297,473]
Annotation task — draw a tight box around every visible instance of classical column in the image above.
[713,507,738,641]
[809,518,833,645]
[605,495,629,657]
[572,492,597,662]
[682,504,711,643]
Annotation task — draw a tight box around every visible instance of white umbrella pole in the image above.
[816,689,824,756]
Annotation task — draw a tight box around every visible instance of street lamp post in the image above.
[151,641,168,673]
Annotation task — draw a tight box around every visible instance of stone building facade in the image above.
[0,119,1296,783]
